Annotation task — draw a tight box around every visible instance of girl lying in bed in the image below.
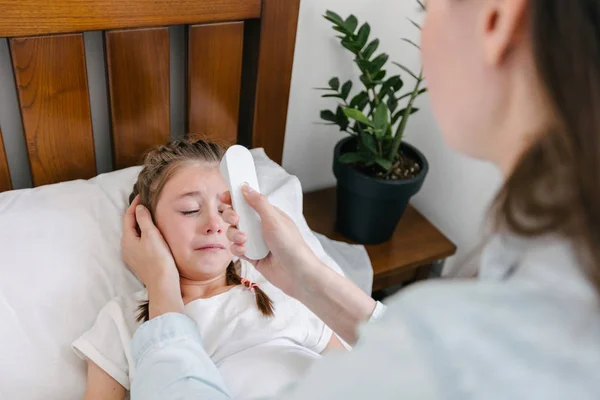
[72,138,344,400]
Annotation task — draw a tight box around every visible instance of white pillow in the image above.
[0,148,343,400]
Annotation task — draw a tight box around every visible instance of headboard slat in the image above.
[187,22,244,146]
[0,0,261,38]
[106,28,171,169]
[250,0,301,165]
[10,34,97,186]
[0,126,12,192]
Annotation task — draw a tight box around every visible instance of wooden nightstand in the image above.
[303,187,457,294]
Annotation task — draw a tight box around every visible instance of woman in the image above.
[75,139,343,400]
[122,0,600,398]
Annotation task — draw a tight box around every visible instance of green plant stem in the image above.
[388,68,423,164]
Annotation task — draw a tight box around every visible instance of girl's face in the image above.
[154,163,233,281]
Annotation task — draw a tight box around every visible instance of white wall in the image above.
[283,0,503,275]
[0,0,502,276]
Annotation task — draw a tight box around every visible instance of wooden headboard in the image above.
[0,0,300,191]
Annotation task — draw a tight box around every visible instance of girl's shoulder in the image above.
[97,289,148,329]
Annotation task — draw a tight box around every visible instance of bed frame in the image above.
[0,0,300,191]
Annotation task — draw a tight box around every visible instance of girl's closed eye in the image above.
[181,209,200,216]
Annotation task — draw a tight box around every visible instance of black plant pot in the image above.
[333,136,429,245]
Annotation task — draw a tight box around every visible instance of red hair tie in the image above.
[241,278,259,293]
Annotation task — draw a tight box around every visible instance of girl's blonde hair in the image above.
[129,138,274,322]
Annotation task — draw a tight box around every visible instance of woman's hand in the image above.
[220,186,377,344]
[219,186,323,297]
[121,196,183,318]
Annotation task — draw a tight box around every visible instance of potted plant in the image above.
[319,9,428,245]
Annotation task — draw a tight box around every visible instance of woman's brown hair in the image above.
[128,138,274,322]
[492,0,600,292]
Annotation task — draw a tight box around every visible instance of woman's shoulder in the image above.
[382,279,567,335]
[373,280,600,397]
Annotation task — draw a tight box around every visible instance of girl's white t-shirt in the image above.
[72,282,333,399]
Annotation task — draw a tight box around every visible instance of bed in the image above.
[0,1,373,398]
[0,0,299,187]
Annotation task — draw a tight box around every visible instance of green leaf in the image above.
[384,75,404,92]
[393,62,419,80]
[401,38,420,50]
[325,11,345,26]
[329,77,340,91]
[336,106,350,131]
[338,152,365,164]
[341,81,353,101]
[350,91,370,111]
[360,132,378,154]
[350,91,368,108]
[357,96,370,111]
[392,107,420,124]
[322,93,343,99]
[320,110,336,122]
[356,23,371,50]
[370,54,389,73]
[364,129,385,143]
[392,76,405,91]
[375,158,392,171]
[345,15,358,33]
[360,74,373,89]
[388,96,399,113]
[379,76,403,101]
[360,132,377,154]
[356,59,372,71]
[374,102,389,131]
[343,108,374,127]
[332,26,349,34]
[373,70,386,82]
[407,18,422,31]
[363,39,380,60]
[342,40,359,55]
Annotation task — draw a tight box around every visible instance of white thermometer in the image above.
[220,145,270,260]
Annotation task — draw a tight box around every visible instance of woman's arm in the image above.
[129,296,435,400]
[121,192,379,344]
[294,256,378,344]
[220,186,378,344]
[83,360,126,400]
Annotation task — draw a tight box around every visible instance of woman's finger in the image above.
[222,208,239,226]
[135,204,157,235]
[217,202,230,213]
[241,185,276,221]
[227,226,247,244]
[123,195,141,238]
[231,243,247,258]
[219,191,232,206]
